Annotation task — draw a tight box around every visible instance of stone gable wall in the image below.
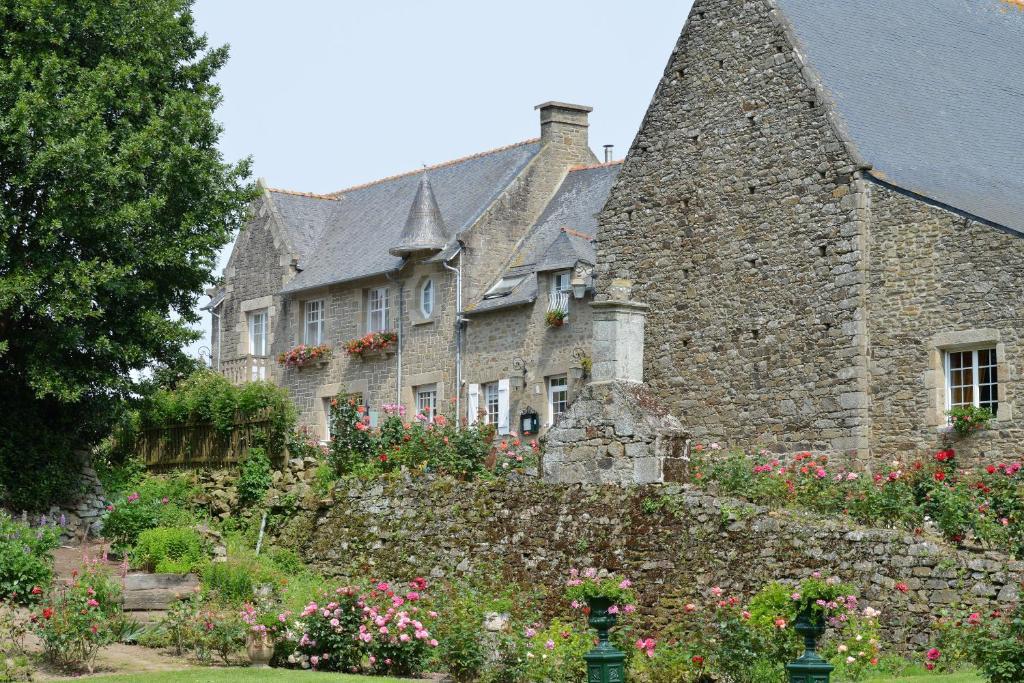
[596,0,870,457]
[213,202,291,386]
[865,183,1024,462]
[196,471,1024,652]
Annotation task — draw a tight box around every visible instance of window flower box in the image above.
[345,331,397,359]
[276,343,332,370]
[545,309,566,328]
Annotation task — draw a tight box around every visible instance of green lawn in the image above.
[69,670,412,683]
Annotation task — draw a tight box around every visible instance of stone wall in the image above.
[596,0,871,459]
[865,183,1024,463]
[229,473,1023,652]
[464,278,595,431]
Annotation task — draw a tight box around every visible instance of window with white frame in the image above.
[946,348,999,415]
[304,300,325,345]
[548,375,569,426]
[367,287,389,332]
[416,384,438,420]
[248,309,268,356]
[484,382,500,426]
[551,270,571,296]
[420,279,434,318]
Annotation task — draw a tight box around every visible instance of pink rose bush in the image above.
[688,445,1024,557]
[287,578,437,676]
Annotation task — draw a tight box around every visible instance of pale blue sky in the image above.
[189,0,694,357]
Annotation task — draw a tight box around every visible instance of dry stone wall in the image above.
[201,471,1024,652]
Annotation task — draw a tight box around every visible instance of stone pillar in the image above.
[590,279,648,384]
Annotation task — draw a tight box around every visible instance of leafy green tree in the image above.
[0,0,253,508]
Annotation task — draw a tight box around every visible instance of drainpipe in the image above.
[442,248,463,422]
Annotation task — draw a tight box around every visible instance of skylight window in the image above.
[483,275,525,299]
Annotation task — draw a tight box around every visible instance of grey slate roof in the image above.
[467,162,622,314]
[266,191,345,270]
[774,0,1024,233]
[280,140,541,293]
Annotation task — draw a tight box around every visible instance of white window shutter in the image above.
[498,378,511,435]
[467,384,480,426]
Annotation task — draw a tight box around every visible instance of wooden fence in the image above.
[139,409,284,471]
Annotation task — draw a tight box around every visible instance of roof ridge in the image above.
[568,159,624,172]
[266,187,341,201]
[328,138,541,197]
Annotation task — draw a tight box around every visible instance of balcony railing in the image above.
[222,355,272,385]
[547,291,570,314]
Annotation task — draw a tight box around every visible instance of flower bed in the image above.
[344,332,397,358]
[688,444,1024,557]
[325,398,539,478]
[276,344,332,369]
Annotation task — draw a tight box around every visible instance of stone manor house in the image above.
[211,0,1024,470]
[207,102,619,438]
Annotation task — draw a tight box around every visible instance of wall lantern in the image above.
[520,407,540,436]
[572,282,587,299]
[510,357,527,391]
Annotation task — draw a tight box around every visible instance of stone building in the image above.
[594,0,1024,464]
[207,102,616,437]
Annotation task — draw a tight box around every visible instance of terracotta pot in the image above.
[246,631,274,668]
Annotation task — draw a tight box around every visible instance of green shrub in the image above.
[0,512,60,605]
[132,527,205,574]
[100,473,201,549]
[937,607,1024,682]
[237,447,272,507]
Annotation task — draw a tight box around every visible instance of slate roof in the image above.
[279,140,541,293]
[467,162,622,314]
[774,0,1024,233]
[265,190,344,270]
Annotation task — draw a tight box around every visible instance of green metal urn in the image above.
[583,596,626,683]
[786,608,833,683]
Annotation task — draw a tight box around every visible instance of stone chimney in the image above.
[535,101,592,150]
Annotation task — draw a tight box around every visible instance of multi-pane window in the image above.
[368,287,389,332]
[248,310,268,356]
[946,348,999,415]
[322,398,333,440]
[420,279,434,318]
[548,375,569,426]
[484,382,500,426]
[416,384,437,420]
[304,300,325,345]
[551,270,571,296]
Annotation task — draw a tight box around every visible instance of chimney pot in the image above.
[603,144,614,163]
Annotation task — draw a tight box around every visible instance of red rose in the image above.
[987,465,997,474]
[692,655,704,665]
[30,586,42,595]
[42,607,53,619]
[934,471,946,482]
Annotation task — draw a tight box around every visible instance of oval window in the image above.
[420,279,434,318]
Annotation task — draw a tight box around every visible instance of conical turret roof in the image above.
[390,174,448,257]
